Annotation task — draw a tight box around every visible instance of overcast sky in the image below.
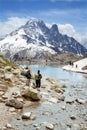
[0,0,87,47]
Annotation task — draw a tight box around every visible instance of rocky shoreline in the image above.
[0,55,87,130]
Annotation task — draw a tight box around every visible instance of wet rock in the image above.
[46,123,54,130]
[22,112,31,119]
[70,115,76,120]
[6,98,23,109]
[75,98,86,104]
[61,106,66,110]
[66,100,74,104]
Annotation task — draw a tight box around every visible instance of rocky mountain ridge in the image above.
[0,18,87,59]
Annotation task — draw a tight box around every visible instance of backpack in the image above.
[35,74,42,80]
[25,72,31,78]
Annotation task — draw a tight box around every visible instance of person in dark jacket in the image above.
[25,69,31,86]
[35,70,42,88]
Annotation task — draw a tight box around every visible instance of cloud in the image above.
[0,17,28,37]
[58,24,76,37]
[58,24,87,48]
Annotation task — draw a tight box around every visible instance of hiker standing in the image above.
[25,69,31,86]
[35,70,42,88]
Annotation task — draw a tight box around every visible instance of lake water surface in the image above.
[21,64,87,86]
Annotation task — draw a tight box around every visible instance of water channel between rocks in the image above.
[12,64,87,130]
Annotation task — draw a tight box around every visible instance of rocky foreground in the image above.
[0,55,87,130]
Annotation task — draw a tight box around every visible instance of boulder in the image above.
[4,73,14,82]
[6,98,23,109]
[22,88,41,101]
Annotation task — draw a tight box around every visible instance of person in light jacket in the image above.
[35,70,42,88]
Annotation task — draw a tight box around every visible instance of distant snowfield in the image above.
[63,58,87,74]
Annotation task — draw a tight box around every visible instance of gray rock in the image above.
[6,98,23,109]
[46,123,54,130]
[66,100,74,104]
[61,106,66,110]
[6,123,12,128]
[76,98,86,104]
[22,88,41,101]
[70,115,76,120]
[22,112,31,119]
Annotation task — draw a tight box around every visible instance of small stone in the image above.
[0,91,4,96]
[17,98,24,102]
[6,123,12,128]
[76,98,86,104]
[70,115,76,120]
[61,106,66,110]
[30,115,37,120]
[48,98,58,103]
[33,124,38,127]
[9,107,15,112]
[72,124,80,130]
[66,100,74,104]
[2,127,7,130]
[36,127,41,130]
[46,123,54,130]
[58,95,65,101]
[22,112,31,119]
[17,117,21,120]
[2,95,8,99]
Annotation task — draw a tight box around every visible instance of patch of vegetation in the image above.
[0,55,18,68]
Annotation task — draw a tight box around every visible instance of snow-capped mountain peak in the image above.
[0,18,87,59]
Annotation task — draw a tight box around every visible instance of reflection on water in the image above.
[21,64,87,86]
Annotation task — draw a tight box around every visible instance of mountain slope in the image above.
[0,18,87,59]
